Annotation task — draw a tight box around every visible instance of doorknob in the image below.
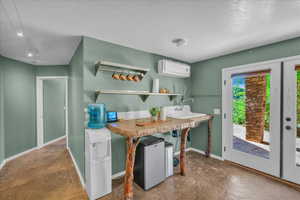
[285,117,292,122]
[285,125,292,130]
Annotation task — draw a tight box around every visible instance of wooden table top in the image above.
[106,115,213,138]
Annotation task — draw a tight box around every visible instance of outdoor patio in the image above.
[233,124,300,166]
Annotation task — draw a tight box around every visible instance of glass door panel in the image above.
[283,60,300,184]
[231,71,271,160]
[296,68,300,168]
[223,62,281,177]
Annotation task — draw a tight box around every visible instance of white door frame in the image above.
[222,62,281,176]
[221,55,300,159]
[36,76,68,148]
[283,59,300,184]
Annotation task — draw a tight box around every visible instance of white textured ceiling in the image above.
[1,0,300,65]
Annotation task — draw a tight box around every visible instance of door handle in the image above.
[285,117,292,122]
[285,125,292,130]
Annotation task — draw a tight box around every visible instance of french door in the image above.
[283,59,300,184]
[222,62,281,177]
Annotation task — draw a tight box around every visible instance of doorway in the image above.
[222,62,281,177]
[222,58,300,184]
[283,59,300,184]
[36,76,68,148]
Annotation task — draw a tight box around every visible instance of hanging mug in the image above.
[133,75,141,82]
[112,73,120,80]
[127,74,134,81]
[120,74,127,80]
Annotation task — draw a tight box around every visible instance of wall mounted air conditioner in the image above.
[158,59,190,78]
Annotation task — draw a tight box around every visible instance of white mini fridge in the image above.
[85,128,112,200]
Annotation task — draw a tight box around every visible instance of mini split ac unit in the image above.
[158,59,191,78]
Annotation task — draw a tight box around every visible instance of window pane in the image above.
[232,71,270,159]
[296,70,300,167]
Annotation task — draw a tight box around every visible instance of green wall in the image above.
[43,79,66,143]
[0,57,5,165]
[83,36,191,174]
[68,39,85,177]
[3,57,36,158]
[36,66,69,76]
[0,55,68,159]
[190,36,300,157]
[68,36,192,177]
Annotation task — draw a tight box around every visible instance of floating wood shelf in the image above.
[95,61,150,78]
[94,90,182,102]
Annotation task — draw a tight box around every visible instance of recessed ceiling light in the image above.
[17,31,24,37]
[172,38,188,47]
[27,52,33,57]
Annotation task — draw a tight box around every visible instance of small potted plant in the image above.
[149,107,160,122]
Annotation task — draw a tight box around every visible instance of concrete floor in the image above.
[234,124,300,165]
[0,139,88,200]
[233,136,270,159]
[1,139,300,200]
[233,124,270,150]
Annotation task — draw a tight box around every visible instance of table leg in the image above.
[180,128,190,176]
[124,137,140,200]
[206,118,213,157]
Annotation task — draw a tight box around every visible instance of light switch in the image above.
[213,108,221,115]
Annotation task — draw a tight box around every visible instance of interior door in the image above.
[43,79,66,143]
[223,62,281,177]
[283,59,300,184]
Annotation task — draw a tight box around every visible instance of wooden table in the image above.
[107,115,213,200]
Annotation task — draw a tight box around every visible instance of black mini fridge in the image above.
[134,136,165,190]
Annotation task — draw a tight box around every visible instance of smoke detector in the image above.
[172,38,188,47]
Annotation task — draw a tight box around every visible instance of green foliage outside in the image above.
[297,71,300,125]
[233,72,300,132]
[232,74,270,130]
[232,87,246,125]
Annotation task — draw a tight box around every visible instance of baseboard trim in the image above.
[225,160,300,192]
[112,171,126,179]
[111,147,223,179]
[67,147,85,189]
[5,147,38,163]
[0,160,6,171]
[189,148,224,161]
[4,136,67,165]
[40,136,66,148]
[174,147,192,156]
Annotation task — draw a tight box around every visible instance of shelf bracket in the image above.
[139,95,149,102]
[169,95,177,101]
[95,63,100,76]
[95,92,100,102]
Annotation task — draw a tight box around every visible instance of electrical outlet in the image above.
[213,108,221,115]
